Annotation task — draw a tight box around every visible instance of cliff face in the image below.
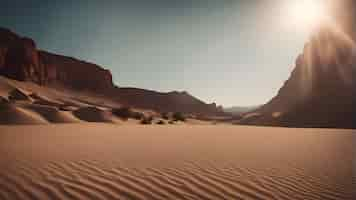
[38,51,114,91]
[0,29,45,84]
[0,27,224,115]
[246,1,356,128]
[0,28,114,91]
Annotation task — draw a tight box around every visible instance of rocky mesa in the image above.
[0,27,224,116]
[0,28,114,91]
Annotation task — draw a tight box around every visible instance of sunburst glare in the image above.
[285,0,331,32]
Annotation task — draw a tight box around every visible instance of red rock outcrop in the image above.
[0,28,224,116]
[0,28,114,91]
[38,51,114,91]
[0,28,46,84]
[113,88,224,115]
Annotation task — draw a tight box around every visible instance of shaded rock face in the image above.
[113,88,225,115]
[248,1,356,128]
[39,51,114,91]
[0,29,45,83]
[0,28,113,91]
[0,27,224,116]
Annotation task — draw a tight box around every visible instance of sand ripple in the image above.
[0,160,353,200]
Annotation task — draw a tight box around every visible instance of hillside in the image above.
[0,28,224,117]
[241,1,356,129]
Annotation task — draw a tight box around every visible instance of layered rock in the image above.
[38,51,114,91]
[0,27,224,116]
[0,28,45,84]
[113,88,224,115]
[0,28,114,91]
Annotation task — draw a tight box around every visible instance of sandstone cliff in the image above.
[0,28,114,91]
[0,28,224,115]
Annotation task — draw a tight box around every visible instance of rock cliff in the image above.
[0,28,224,115]
[0,28,114,91]
[245,1,356,128]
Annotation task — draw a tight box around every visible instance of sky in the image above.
[0,0,315,107]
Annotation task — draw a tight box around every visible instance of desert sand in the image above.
[0,124,354,200]
[0,76,217,126]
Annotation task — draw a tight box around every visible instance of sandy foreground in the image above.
[0,124,354,200]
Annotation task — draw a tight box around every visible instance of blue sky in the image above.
[0,0,313,107]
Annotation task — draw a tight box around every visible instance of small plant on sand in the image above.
[156,120,165,125]
[112,107,144,120]
[131,111,145,120]
[172,112,186,122]
[140,116,153,125]
[161,112,170,120]
[112,107,131,120]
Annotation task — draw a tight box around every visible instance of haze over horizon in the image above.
[0,0,327,107]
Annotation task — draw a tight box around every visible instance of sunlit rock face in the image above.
[247,1,356,128]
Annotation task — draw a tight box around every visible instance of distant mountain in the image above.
[241,1,356,129]
[0,27,225,116]
[224,106,260,115]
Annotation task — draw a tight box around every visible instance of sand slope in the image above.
[0,103,48,125]
[0,76,131,125]
[73,107,120,123]
[25,104,81,123]
[0,76,217,125]
[0,125,354,200]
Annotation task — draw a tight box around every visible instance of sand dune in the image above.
[0,102,83,125]
[8,88,33,102]
[73,107,120,123]
[0,103,48,125]
[0,125,354,199]
[0,76,219,125]
[0,76,122,110]
[30,93,64,107]
[0,76,135,125]
[24,104,81,123]
[0,76,17,98]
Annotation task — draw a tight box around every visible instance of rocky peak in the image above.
[250,24,356,128]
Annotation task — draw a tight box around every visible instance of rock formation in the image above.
[244,1,356,128]
[39,51,114,91]
[0,27,224,116]
[0,29,45,84]
[113,88,224,114]
[0,28,114,91]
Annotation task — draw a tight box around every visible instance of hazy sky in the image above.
[1,0,313,107]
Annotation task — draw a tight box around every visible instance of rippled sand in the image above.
[0,125,354,199]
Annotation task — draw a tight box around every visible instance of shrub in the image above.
[112,107,144,120]
[140,116,153,125]
[161,112,170,120]
[156,120,165,125]
[112,107,131,119]
[131,111,145,120]
[172,112,186,122]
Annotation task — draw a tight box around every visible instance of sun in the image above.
[287,0,329,31]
